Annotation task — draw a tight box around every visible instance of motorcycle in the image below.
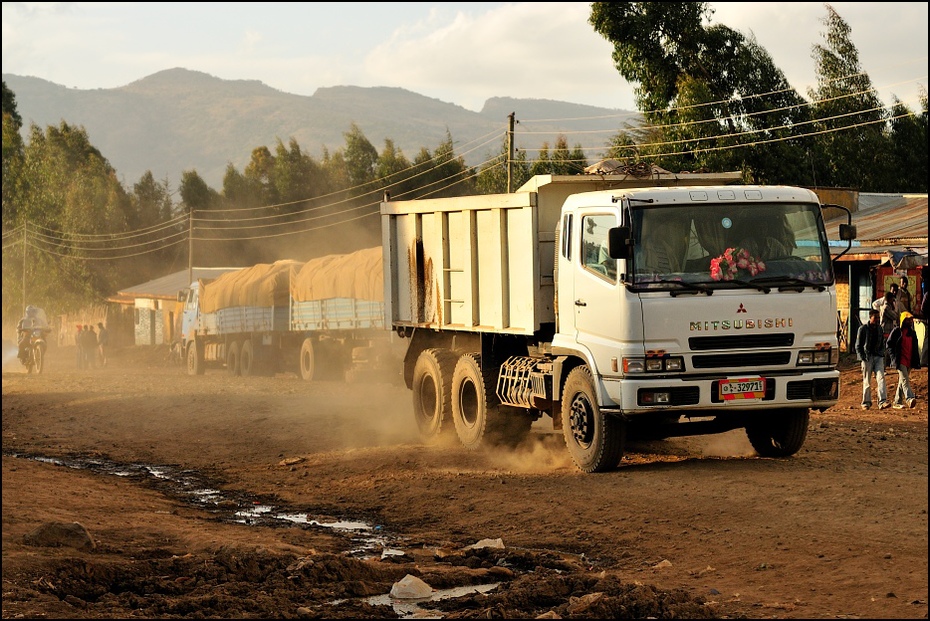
[18,328,49,374]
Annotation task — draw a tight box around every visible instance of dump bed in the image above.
[380,172,741,335]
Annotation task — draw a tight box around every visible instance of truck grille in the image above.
[689,333,794,350]
[691,352,791,369]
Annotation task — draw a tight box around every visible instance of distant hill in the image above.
[2,68,639,189]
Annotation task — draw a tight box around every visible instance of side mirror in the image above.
[608,226,632,260]
[177,290,188,302]
[839,224,857,241]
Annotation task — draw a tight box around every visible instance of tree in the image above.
[342,123,379,191]
[589,2,812,181]
[376,139,418,200]
[808,4,891,191]
[1,80,22,129]
[887,92,928,193]
[179,170,218,214]
[2,121,135,317]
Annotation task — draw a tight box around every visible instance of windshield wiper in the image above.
[726,279,772,293]
[750,276,826,291]
[639,279,714,296]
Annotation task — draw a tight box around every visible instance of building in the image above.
[823,192,928,350]
[108,268,240,346]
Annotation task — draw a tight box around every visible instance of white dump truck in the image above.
[180,247,395,381]
[380,171,855,472]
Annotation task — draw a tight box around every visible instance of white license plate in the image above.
[719,377,766,401]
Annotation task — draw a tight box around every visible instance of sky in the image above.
[2,2,927,114]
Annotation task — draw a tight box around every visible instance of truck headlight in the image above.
[797,346,832,366]
[623,356,685,373]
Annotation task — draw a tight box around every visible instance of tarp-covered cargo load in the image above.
[201,260,302,313]
[291,247,383,302]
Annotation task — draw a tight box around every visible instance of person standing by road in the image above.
[898,276,913,314]
[887,311,921,409]
[856,309,890,410]
[96,322,109,367]
[82,324,97,369]
[75,324,85,369]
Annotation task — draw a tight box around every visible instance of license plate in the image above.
[719,377,766,401]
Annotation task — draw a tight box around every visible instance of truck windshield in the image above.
[631,202,833,290]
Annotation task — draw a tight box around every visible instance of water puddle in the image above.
[4,449,509,617]
[3,449,391,557]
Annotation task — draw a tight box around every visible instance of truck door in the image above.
[572,212,624,377]
[179,285,198,346]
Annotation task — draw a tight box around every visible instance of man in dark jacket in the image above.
[887,311,921,409]
[856,309,890,410]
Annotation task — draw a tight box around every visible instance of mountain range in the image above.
[3,68,637,190]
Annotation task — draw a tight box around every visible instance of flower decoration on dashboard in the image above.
[710,247,766,281]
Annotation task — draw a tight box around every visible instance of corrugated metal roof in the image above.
[111,267,242,302]
[825,193,928,259]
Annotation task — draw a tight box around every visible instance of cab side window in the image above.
[581,214,617,282]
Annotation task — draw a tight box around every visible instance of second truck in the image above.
[380,170,855,472]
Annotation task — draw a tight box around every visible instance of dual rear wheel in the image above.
[411,349,533,448]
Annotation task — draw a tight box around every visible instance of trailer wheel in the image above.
[240,340,255,377]
[186,341,205,376]
[299,338,316,381]
[412,348,457,441]
[745,408,809,457]
[561,366,624,472]
[227,340,241,376]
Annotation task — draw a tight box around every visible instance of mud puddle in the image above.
[3,449,395,557]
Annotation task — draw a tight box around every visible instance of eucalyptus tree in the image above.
[887,92,928,193]
[807,4,890,191]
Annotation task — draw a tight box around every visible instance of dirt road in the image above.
[2,342,927,619]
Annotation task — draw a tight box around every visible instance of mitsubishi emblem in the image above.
[737,303,748,313]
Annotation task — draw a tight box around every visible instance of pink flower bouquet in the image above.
[710,247,766,281]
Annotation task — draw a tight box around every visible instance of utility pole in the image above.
[22,223,27,313]
[506,112,515,193]
[188,209,193,286]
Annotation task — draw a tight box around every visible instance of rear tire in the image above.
[451,353,497,449]
[227,341,241,376]
[299,338,316,381]
[240,340,255,377]
[745,408,809,457]
[412,348,457,441]
[561,366,624,473]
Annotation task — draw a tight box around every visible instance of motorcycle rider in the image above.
[17,305,50,363]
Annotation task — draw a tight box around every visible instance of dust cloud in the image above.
[484,428,577,473]
[697,429,756,458]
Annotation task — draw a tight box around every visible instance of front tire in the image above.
[34,343,45,374]
[745,408,809,457]
[187,341,205,375]
[561,366,624,473]
[412,348,457,441]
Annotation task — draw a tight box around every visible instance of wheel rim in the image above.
[416,375,438,425]
[569,393,595,448]
[458,377,480,428]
